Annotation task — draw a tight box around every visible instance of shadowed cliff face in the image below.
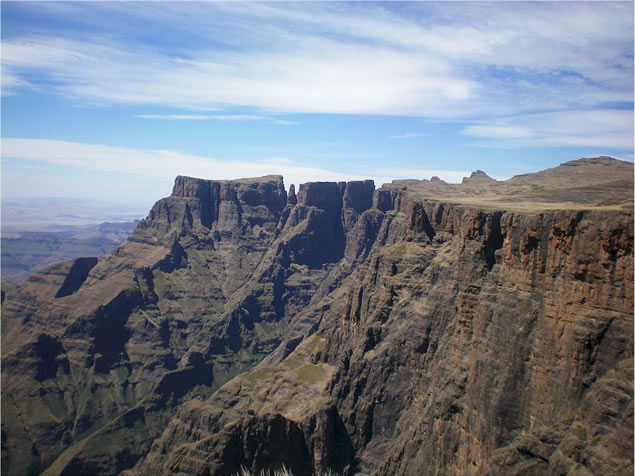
[1,158,633,476]
[0,174,379,475]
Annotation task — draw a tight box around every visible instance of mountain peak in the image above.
[2,159,632,476]
[462,170,495,184]
[171,175,285,198]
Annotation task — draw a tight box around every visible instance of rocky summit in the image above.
[1,157,633,476]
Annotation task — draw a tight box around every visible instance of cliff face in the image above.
[1,158,633,476]
[350,207,633,475]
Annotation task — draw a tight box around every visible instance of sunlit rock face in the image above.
[2,158,632,476]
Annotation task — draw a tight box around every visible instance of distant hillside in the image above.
[1,221,138,283]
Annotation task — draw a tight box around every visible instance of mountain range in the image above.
[1,221,138,285]
[1,157,633,475]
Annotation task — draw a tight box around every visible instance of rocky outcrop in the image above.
[364,207,633,475]
[1,175,295,476]
[54,257,99,298]
[462,169,496,184]
[2,159,633,476]
[1,174,384,475]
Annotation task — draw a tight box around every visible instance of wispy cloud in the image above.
[1,138,474,200]
[461,110,633,150]
[135,114,297,125]
[2,2,631,117]
[136,115,215,121]
[0,69,32,96]
[390,132,426,139]
[0,36,475,115]
[463,126,534,139]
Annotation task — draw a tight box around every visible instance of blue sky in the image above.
[1,1,633,209]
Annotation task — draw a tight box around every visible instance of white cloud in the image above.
[2,138,473,202]
[1,68,32,96]
[1,36,476,115]
[462,109,634,150]
[135,114,297,125]
[390,133,426,139]
[463,126,534,139]
[136,115,217,121]
[3,2,630,117]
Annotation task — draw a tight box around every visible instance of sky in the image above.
[1,1,633,212]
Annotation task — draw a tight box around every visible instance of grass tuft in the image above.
[235,466,338,476]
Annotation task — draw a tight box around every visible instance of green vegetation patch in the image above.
[185,249,210,274]
[329,298,341,313]
[308,334,327,353]
[295,363,326,385]
[561,415,575,427]
[574,424,587,441]
[152,265,225,319]
[20,395,59,426]
[252,321,280,340]
[283,354,303,370]
[41,391,67,422]
[286,272,309,286]
[245,368,277,386]
[282,334,326,371]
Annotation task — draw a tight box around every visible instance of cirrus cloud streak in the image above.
[2,2,632,118]
[462,110,633,150]
[1,138,473,200]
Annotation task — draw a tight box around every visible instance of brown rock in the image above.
[2,158,632,476]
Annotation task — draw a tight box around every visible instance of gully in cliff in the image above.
[1,158,633,476]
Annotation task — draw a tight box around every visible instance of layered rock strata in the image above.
[1,157,632,475]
